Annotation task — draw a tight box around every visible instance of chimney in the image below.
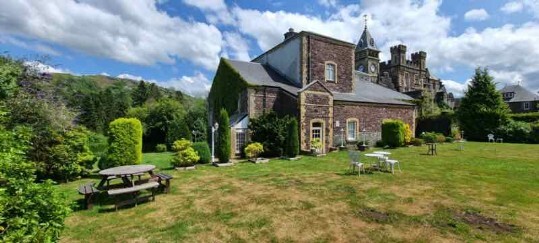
[284,28,296,40]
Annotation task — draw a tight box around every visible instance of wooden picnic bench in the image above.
[78,183,100,209]
[154,173,173,193]
[108,181,159,211]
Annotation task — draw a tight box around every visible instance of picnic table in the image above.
[96,164,156,189]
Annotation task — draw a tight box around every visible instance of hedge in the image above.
[101,118,142,169]
[381,119,405,147]
[509,112,539,123]
[415,112,453,137]
[192,142,211,163]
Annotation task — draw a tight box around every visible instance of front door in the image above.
[311,122,324,153]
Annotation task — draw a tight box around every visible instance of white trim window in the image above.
[325,63,336,82]
[524,102,530,110]
[347,120,357,141]
[235,128,247,154]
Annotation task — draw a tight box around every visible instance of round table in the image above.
[373,151,391,155]
[364,153,385,170]
[97,165,156,189]
[99,164,155,176]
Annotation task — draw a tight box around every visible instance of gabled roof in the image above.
[334,81,414,106]
[499,84,539,102]
[225,59,300,95]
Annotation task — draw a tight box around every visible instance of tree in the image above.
[414,90,441,118]
[248,112,289,157]
[132,80,149,106]
[216,108,230,163]
[0,55,23,100]
[457,68,510,141]
[166,118,191,148]
[285,118,299,158]
[101,118,143,169]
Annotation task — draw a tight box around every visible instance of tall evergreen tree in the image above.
[457,68,510,141]
[132,80,149,106]
[285,118,300,158]
[216,108,230,163]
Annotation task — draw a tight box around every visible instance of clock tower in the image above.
[355,15,380,82]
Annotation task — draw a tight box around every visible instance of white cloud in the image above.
[117,73,144,81]
[318,0,339,8]
[464,8,489,21]
[182,0,234,25]
[160,71,212,97]
[223,32,251,61]
[442,79,470,97]
[500,0,539,18]
[24,61,70,74]
[501,1,524,13]
[100,72,110,76]
[0,0,223,70]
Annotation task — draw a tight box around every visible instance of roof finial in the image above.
[364,14,368,30]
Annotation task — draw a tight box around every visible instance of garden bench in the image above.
[107,181,159,211]
[78,183,100,209]
[155,173,173,193]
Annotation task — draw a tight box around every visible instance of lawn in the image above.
[57,142,539,242]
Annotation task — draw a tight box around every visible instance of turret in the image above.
[390,44,407,65]
[411,51,426,69]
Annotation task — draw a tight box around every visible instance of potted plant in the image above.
[244,142,268,163]
[311,138,323,155]
[357,140,369,151]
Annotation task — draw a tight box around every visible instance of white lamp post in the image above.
[340,127,345,147]
[362,128,367,146]
[192,130,196,142]
[211,122,219,163]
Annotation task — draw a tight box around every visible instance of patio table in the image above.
[97,164,156,190]
[364,153,385,170]
[373,151,391,155]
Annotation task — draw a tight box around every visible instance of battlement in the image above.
[390,44,407,53]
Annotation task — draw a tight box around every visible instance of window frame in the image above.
[346,118,359,141]
[524,102,530,110]
[324,61,337,82]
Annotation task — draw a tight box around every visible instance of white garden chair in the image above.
[487,134,495,143]
[382,156,401,174]
[348,151,365,177]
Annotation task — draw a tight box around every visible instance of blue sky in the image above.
[1,0,538,97]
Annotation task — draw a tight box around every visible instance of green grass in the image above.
[57,142,539,242]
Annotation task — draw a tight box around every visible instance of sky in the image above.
[1,0,539,97]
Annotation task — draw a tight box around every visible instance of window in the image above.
[235,128,247,154]
[325,63,336,82]
[347,120,357,141]
[524,102,530,110]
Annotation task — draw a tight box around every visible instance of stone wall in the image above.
[249,87,298,118]
[333,102,416,139]
[309,35,354,93]
[298,82,333,153]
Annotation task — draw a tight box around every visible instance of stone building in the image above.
[355,23,453,106]
[209,28,417,157]
[499,84,539,113]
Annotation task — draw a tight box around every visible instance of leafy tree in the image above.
[457,68,510,141]
[413,90,441,118]
[166,118,191,148]
[285,118,299,158]
[248,112,289,157]
[0,126,70,242]
[0,55,23,100]
[217,108,230,163]
[132,80,150,106]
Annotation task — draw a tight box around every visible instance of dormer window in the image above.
[524,102,530,110]
[504,92,514,98]
[325,62,336,82]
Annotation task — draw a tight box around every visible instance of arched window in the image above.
[325,62,336,82]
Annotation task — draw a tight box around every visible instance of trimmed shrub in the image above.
[155,144,167,152]
[245,142,264,159]
[404,123,412,144]
[381,119,406,147]
[411,138,424,146]
[171,139,199,167]
[192,142,211,163]
[217,108,231,163]
[436,134,446,143]
[101,118,143,169]
[285,118,300,158]
[530,123,539,144]
[509,112,539,123]
[445,137,455,143]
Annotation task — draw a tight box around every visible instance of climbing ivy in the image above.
[208,59,251,119]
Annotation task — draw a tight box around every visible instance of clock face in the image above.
[370,64,376,73]
[358,65,364,72]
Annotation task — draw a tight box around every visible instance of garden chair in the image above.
[382,156,401,174]
[348,151,365,177]
[487,134,495,143]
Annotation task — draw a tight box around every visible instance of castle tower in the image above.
[390,44,407,65]
[355,15,380,80]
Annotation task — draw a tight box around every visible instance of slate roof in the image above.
[333,81,414,106]
[225,59,413,106]
[356,27,378,51]
[499,85,539,102]
[226,59,300,94]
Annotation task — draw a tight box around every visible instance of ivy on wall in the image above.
[208,58,252,119]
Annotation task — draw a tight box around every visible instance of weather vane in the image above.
[364,14,368,30]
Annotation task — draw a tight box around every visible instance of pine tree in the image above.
[457,68,510,141]
[132,80,149,106]
[216,108,230,163]
[285,118,300,158]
